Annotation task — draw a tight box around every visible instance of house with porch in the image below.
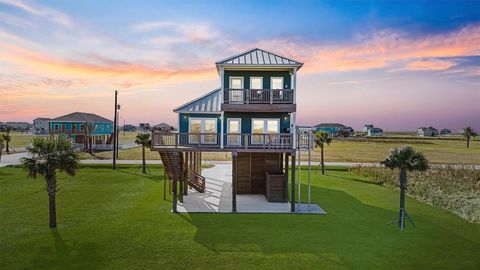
[49,112,113,150]
[151,48,318,213]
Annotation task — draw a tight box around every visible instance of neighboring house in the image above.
[152,123,174,132]
[33,118,50,135]
[138,123,151,132]
[363,124,374,132]
[4,122,32,131]
[49,112,113,149]
[364,124,383,136]
[122,124,137,132]
[440,128,452,135]
[315,123,353,137]
[417,127,439,137]
[367,127,384,136]
[151,48,303,211]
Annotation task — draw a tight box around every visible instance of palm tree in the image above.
[21,137,79,228]
[313,131,332,174]
[81,122,96,154]
[135,133,151,174]
[2,127,12,154]
[382,145,429,231]
[462,127,478,148]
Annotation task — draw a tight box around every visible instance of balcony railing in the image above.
[50,129,84,135]
[151,132,293,150]
[224,89,293,104]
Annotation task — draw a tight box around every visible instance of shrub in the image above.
[352,165,480,223]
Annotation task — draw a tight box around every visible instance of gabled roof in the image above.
[174,88,222,114]
[51,112,112,123]
[215,48,303,68]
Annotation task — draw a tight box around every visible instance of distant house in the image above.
[364,124,384,136]
[49,112,113,149]
[122,124,137,132]
[440,128,452,135]
[138,123,151,132]
[315,123,353,136]
[417,127,439,137]
[33,118,50,135]
[152,123,174,132]
[363,124,374,132]
[4,122,32,131]
[367,127,384,136]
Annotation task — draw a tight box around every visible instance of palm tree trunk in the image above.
[467,138,470,148]
[142,146,146,174]
[6,141,9,154]
[399,169,407,229]
[49,193,57,228]
[321,146,325,175]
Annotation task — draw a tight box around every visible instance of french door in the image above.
[188,118,217,144]
[227,118,241,146]
[251,118,280,144]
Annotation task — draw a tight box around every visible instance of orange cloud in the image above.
[404,59,457,71]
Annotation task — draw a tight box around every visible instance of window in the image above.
[54,124,59,130]
[229,77,244,103]
[251,118,280,144]
[227,118,241,146]
[271,77,284,89]
[188,118,217,144]
[250,77,263,90]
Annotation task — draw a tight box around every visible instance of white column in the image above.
[220,112,224,149]
[292,67,297,104]
[291,112,296,149]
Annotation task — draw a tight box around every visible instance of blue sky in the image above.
[0,0,479,130]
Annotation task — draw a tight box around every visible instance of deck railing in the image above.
[224,89,293,104]
[151,132,293,150]
[49,129,84,135]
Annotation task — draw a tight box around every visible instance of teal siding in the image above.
[179,113,222,133]
[224,112,290,134]
[224,70,291,89]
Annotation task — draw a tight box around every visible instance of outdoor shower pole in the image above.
[112,90,118,170]
[308,130,311,209]
[297,131,301,209]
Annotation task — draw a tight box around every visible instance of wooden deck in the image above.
[151,132,294,152]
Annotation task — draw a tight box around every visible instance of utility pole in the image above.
[113,90,118,170]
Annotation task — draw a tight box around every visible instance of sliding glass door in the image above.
[251,118,279,144]
[188,118,217,144]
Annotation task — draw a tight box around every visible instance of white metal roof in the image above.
[215,48,303,68]
[173,88,222,114]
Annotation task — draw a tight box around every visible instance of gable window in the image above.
[251,118,280,144]
[188,118,217,144]
[271,77,284,89]
[229,77,244,103]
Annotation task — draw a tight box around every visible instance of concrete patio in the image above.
[177,163,326,214]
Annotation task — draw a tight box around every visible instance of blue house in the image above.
[151,48,303,212]
[49,112,113,149]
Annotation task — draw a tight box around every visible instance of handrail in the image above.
[151,132,293,150]
[224,89,294,104]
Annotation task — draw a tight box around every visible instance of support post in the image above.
[291,153,296,213]
[112,90,118,170]
[184,152,189,195]
[232,151,237,212]
[284,153,289,202]
[172,151,179,213]
[163,166,167,200]
[179,152,184,203]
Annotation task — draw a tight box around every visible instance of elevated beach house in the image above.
[49,112,113,150]
[151,48,303,212]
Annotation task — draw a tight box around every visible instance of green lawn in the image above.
[1,165,478,269]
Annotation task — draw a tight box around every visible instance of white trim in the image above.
[251,118,280,144]
[226,118,242,146]
[271,77,284,89]
[250,77,263,90]
[188,117,218,144]
[229,76,244,103]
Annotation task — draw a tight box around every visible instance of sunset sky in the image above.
[0,0,479,131]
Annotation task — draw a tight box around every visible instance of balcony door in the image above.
[229,77,244,104]
[188,118,217,144]
[227,118,241,146]
[251,118,280,144]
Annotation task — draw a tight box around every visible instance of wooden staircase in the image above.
[158,151,205,193]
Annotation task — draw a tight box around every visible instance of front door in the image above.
[227,118,241,146]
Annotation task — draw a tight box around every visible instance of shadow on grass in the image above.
[178,184,480,269]
[30,229,104,270]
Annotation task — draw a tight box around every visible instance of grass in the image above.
[80,137,480,165]
[1,165,479,269]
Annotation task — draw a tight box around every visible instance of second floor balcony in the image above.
[222,89,296,112]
